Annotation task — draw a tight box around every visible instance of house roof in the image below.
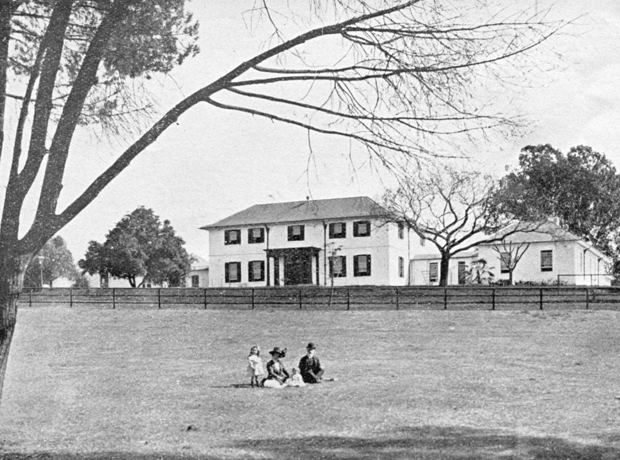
[201,196,386,230]
[190,254,209,270]
[477,220,611,261]
[480,221,578,243]
[411,251,477,261]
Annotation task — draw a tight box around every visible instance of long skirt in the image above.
[263,378,286,389]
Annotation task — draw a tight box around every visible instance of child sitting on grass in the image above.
[287,368,306,387]
[247,346,264,388]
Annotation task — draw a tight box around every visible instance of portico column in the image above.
[311,254,317,285]
[267,256,274,286]
[278,257,285,286]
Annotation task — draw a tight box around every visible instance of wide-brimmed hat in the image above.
[269,347,286,357]
[306,342,317,350]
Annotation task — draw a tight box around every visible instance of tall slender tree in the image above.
[0,0,561,401]
[491,240,531,285]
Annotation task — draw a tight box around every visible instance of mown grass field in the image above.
[1,307,620,459]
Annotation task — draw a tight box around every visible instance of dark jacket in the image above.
[266,359,289,383]
[299,355,323,383]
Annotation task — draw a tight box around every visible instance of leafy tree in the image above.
[23,236,77,288]
[0,0,561,401]
[78,207,193,288]
[492,145,620,253]
[382,165,535,286]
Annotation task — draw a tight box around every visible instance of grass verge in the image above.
[1,307,620,459]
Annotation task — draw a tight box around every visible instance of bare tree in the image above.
[491,240,531,285]
[382,165,535,286]
[0,1,561,400]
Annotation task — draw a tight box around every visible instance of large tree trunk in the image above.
[0,253,28,404]
[439,253,450,287]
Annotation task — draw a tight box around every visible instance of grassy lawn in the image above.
[1,307,620,459]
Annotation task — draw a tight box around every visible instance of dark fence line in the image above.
[16,285,620,310]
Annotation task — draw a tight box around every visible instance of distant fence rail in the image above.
[16,286,620,310]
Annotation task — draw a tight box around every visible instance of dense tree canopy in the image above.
[492,144,620,253]
[78,207,193,287]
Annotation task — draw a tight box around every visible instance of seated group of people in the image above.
[247,342,325,388]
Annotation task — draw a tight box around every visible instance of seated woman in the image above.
[262,347,289,388]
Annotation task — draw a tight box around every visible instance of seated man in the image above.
[298,342,325,383]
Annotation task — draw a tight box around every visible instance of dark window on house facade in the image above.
[398,222,405,239]
[287,225,305,241]
[248,261,265,282]
[541,250,553,272]
[429,262,439,283]
[398,257,404,278]
[100,273,109,288]
[354,254,371,276]
[329,222,346,239]
[353,221,371,237]
[329,256,347,278]
[224,229,241,245]
[191,275,200,287]
[225,262,241,283]
[500,252,511,273]
[248,227,265,244]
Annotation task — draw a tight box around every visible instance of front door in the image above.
[284,251,312,285]
[458,261,467,285]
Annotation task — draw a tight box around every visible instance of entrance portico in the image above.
[266,247,321,286]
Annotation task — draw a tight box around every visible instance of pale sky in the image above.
[42,0,620,263]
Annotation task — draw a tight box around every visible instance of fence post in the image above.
[585,288,589,310]
[299,289,303,310]
[395,287,399,310]
[112,288,116,310]
[69,288,73,308]
[444,288,448,310]
[203,288,208,310]
[539,288,543,310]
[29,288,32,308]
[492,288,496,310]
[158,288,161,309]
[252,289,255,310]
[347,288,350,311]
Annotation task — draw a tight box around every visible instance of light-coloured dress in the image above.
[247,354,264,378]
[287,373,306,387]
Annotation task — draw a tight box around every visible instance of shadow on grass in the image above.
[1,425,618,459]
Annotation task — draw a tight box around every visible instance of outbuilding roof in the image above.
[201,196,386,230]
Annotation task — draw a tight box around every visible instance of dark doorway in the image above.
[285,250,312,285]
[458,261,467,285]
[266,247,321,286]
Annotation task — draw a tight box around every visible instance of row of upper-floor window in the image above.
[222,221,406,245]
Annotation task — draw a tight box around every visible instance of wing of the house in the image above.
[477,221,613,286]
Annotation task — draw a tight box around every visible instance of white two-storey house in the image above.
[201,197,412,287]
